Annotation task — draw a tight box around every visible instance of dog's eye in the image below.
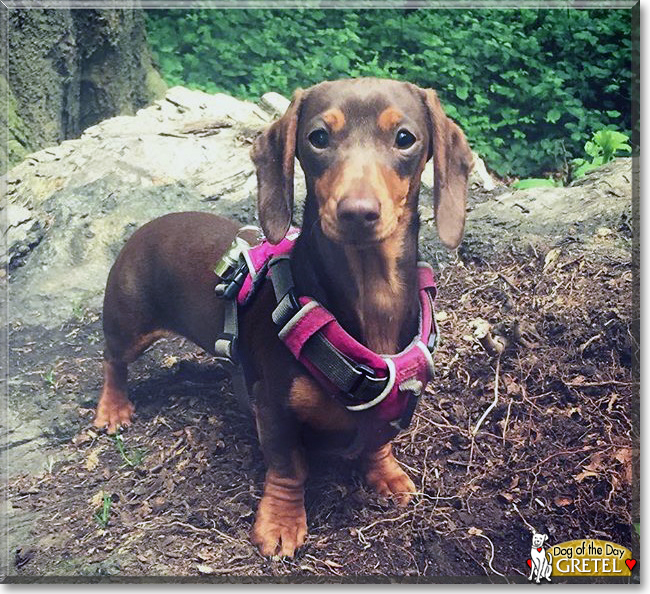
[308,129,329,149]
[395,129,416,149]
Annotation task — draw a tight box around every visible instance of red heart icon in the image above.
[527,559,532,568]
[537,547,542,552]
[626,559,636,571]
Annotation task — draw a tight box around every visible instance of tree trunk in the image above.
[1,6,166,173]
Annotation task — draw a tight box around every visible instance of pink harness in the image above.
[231,228,438,429]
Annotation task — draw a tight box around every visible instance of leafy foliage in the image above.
[572,130,632,177]
[146,9,632,177]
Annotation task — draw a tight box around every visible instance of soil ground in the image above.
[4,238,638,583]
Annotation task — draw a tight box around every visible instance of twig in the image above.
[474,532,505,577]
[467,437,475,476]
[511,502,536,532]
[503,397,513,446]
[472,357,502,436]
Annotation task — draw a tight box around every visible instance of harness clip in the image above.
[389,379,423,432]
[214,233,255,299]
[347,363,378,401]
[215,260,248,300]
[214,336,238,363]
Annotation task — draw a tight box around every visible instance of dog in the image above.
[94,78,473,557]
[529,532,552,583]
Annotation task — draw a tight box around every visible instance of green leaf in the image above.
[545,108,562,124]
[513,178,559,189]
[455,87,469,101]
[330,54,350,71]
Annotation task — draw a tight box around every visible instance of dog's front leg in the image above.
[363,442,416,506]
[251,397,308,557]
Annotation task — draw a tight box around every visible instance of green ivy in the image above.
[145,9,632,178]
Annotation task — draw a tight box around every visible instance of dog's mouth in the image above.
[320,218,399,246]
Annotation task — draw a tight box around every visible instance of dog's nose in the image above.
[337,195,380,231]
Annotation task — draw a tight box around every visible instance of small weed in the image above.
[93,493,112,528]
[71,302,89,322]
[43,369,56,389]
[112,434,146,468]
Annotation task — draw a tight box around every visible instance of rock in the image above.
[458,158,633,260]
[2,87,288,326]
[422,152,500,194]
[2,203,46,269]
[259,92,291,117]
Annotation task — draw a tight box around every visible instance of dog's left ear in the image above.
[543,534,548,543]
[422,89,474,249]
[251,89,304,244]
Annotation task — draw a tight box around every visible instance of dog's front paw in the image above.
[94,390,135,434]
[365,443,416,506]
[251,493,307,557]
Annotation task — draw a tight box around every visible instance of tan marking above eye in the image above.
[378,107,404,132]
[322,108,346,132]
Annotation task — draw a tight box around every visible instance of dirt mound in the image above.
[5,237,637,582]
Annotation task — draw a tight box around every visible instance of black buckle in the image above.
[338,363,389,407]
[215,260,248,300]
[347,363,377,400]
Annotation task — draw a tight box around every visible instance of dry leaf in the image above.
[574,470,599,483]
[85,448,100,471]
[614,447,633,485]
[162,355,178,368]
[323,559,343,568]
[197,564,215,575]
[89,490,107,507]
[554,496,573,507]
[435,310,449,323]
[584,452,605,473]
[543,248,561,272]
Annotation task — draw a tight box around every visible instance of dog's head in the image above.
[251,78,473,248]
[532,533,549,548]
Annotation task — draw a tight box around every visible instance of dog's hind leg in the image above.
[94,328,167,433]
[364,443,416,506]
[94,256,169,434]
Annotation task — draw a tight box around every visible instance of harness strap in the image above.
[215,296,239,362]
[268,256,300,327]
[269,256,391,407]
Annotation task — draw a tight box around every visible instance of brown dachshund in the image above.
[94,78,473,557]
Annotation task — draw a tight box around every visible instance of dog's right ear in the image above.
[250,90,304,244]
